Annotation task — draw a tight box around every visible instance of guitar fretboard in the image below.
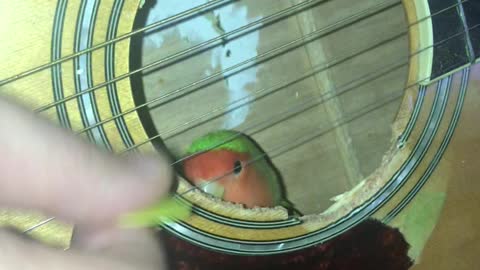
[428,0,480,80]
[463,0,480,58]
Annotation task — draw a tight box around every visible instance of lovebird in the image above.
[182,130,296,211]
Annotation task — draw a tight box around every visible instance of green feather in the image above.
[186,130,256,155]
[118,197,191,228]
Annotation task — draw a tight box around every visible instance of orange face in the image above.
[182,150,275,208]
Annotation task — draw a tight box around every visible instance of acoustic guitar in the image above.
[0,0,478,269]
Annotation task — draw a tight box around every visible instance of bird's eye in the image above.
[233,160,242,175]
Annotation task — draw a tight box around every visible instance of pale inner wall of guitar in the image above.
[138,0,409,214]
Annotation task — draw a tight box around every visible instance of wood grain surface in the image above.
[412,63,480,270]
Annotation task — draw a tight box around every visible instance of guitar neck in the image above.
[427,0,480,82]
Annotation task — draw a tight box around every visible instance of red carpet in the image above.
[161,219,413,270]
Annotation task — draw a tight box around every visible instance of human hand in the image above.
[0,96,173,269]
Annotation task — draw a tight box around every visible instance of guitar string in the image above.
[120,19,480,154]
[31,0,330,112]
[7,0,461,114]
[162,47,474,204]
[20,2,475,231]
[0,0,236,86]
[118,40,408,154]
[166,21,480,169]
[76,23,478,140]
[22,24,479,234]
[0,0,468,89]
[69,0,402,135]
[29,0,467,138]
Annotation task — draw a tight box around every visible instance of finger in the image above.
[0,228,168,270]
[0,96,174,228]
[71,227,166,264]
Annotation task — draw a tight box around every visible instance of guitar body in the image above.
[0,0,478,269]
